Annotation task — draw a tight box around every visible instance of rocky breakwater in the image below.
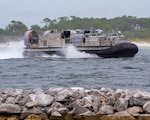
[0,88,150,120]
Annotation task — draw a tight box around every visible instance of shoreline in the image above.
[0,87,150,120]
[130,41,150,48]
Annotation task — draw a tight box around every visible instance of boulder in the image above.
[132,90,150,106]
[132,97,150,106]
[5,97,15,104]
[33,87,44,94]
[51,111,62,116]
[92,96,101,113]
[143,101,150,113]
[0,103,21,113]
[55,89,73,102]
[29,94,36,101]
[57,107,69,114]
[15,89,23,95]
[83,95,93,108]
[114,111,131,116]
[126,106,143,114]
[114,98,128,112]
[72,104,91,115]
[26,101,38,108]
[98,105,114,114]
[35,93,54,107]
[46,102,64,114]
[18,95,32,106]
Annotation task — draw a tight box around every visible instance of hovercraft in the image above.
[23,30,138,58]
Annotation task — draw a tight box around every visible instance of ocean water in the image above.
[0,41,150,91]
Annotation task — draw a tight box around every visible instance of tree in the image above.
[57,16,69,23]
[42,18,51,27]
[5,20,27,35]
[0,28,5,36]
[30,24,41,30]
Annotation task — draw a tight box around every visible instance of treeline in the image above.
[1,16,150,41]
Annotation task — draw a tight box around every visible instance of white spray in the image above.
[0,42,98,59]
[0,41,24,59]
[63,44,98,58]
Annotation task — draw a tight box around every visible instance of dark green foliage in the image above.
[1,16,150,41]
[5,20,28,35]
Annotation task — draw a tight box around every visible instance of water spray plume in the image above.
[63,44,98,58]
[0,41,24,59]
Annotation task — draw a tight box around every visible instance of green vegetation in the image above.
[1,16,150,42]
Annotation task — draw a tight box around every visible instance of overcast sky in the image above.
[0,0,150,29]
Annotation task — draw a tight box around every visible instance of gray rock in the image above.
[51,102,64,108]
[114,98,128,112]
[14,94,23,103]
[133,90,150,98]
[20,107,42,119]
[132,90,150,106]
[92,96,101,113]
[75,98,86,107]
[46,107,55,114]
[79,111,95,116]
[98,105,114,114]
[67,102,76,111]
[114,111,131,116]
[57,107,69,114]
[18,94,32,106]
[0,103,21,113]
[55,89,73,102]
[51,111,62,116]
[47,107,68,115]
[21,107,42,114]
[26,101,38,108]
[35,93,54,107]
[83,95,93,108]
[29,94,36,101]
[46,102,64,114]
[133,97,150,106]
[72,104,91,115]
[143,101,150,113]
[126,106,143,114]
[46,88,64,97]
[5,97,15,104]
[33,87,44,94]
[15,89,23,95]
[2,88,14,95]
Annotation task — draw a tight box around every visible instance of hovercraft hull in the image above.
[84,43,138,58]
[23,43,138,58]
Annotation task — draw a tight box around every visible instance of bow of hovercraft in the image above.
[97,42,138,58]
